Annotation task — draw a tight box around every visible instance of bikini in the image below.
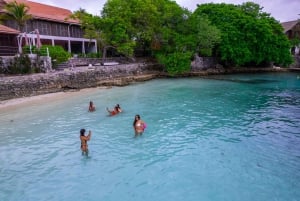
[135,122,144,134]
[81,139,87,149]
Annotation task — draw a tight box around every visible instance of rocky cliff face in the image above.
[0,63,163,101]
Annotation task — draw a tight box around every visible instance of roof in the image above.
[0,24,20,34]
[2,0,79,24]
[281,20,300,33]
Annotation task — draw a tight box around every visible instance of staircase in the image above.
[55,61,70,71]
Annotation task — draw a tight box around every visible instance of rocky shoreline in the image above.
[0,61,293,102]
[0,62,162,101]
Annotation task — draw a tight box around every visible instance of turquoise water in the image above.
[0,72,300,201]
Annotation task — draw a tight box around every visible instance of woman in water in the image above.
[80,129,92,155]
[133,114,146,137]
[107,104,122,116]
[88,101,96,112]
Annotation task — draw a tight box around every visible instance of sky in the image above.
[30,0,299,23]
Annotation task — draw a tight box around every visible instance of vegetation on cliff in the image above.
[72,0,292,75]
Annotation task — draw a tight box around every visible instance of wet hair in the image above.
[133,114,140,126]
[114,104,121,111]
[80,129,86,136]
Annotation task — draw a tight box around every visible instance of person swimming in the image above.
[133,114,146,137]
[106,104,122,116]
[80,129,92,156]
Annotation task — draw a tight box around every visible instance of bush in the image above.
[23,45,71,68]
[199,48,212,57]
[8,54,33,74]
[156,51,192,75]
[40,45,71,66]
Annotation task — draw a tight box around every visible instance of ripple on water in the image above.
[1,74,300,201]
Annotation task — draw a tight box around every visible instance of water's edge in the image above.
[0,62,291,102]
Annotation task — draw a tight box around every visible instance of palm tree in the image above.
[0,0,32,31]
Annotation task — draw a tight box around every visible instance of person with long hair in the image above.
[133,114,146,137]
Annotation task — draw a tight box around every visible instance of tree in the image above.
[194,2,293,67]
[101,0,161,57]
[0,0,32,31]
[71,10,104,57]
[188,14,221,56]
[150,0,195,75]
[96,0,221,74]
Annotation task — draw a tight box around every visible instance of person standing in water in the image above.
[88,101,96,112]
[80,129,92,155]
[133,114,146,137]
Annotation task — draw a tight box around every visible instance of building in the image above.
[0,24,20,55]
[281,20,300,40]
[281,20,300,55]
[0,0,97,56]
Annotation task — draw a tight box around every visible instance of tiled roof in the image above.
[3,0,79,24]
[281,20,299,33]
[0,24,20,34]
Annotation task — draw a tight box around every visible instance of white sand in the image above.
[0,87,110,112]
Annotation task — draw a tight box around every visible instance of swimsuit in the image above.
[135,122,144,134]
[81,139,88,150]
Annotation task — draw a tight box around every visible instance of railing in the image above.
[0,46,50,57]
[22,46,49,57]
[0,46,18,56]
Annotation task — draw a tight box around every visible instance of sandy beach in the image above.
[0,87,110,112]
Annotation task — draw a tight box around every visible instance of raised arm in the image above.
[86,130,92,140]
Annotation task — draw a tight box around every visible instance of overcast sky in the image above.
[30,0,299,22]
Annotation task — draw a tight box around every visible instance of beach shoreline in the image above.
[0,65,293,110]
[0,87,109,111]
[0,62,162,102]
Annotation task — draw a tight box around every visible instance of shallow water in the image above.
[0,72,300,201]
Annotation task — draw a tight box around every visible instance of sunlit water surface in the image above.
[1,72,300,201]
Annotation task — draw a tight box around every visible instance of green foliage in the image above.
[22,45,40,54]
[0,0,32,30]
[199,48,212,57]
[72,9,122,58]
[156,51,192,75]
[100,0,192,58]
[8,54,33,74]
[73,0,220,74]
[188,14,221,56]
[70,0,293,71]
[290,38,300,47]
[151,2,198,75]
[41,45,71,65]
[23,45,71,67]
[194,2,293,67]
